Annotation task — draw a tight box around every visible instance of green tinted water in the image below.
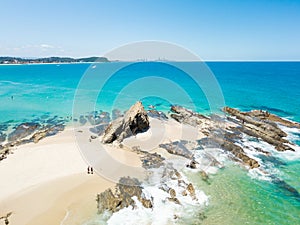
[184,163,300,225]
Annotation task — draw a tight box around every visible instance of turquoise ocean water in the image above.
[0,62,299,224]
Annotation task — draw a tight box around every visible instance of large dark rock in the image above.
[102,101,150,143]
[96,177,153,213]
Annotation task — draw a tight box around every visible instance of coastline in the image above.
[0,62,99,66]
[0,128,114,224]
[0,116,203,224]
[0,106,300,224]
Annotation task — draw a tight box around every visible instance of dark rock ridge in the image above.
[96,177,153,214]
[102,101,150,143]
[169,106,259,168]
[204,136,260,169]
[223,107,296,151]
[246,109,300,129]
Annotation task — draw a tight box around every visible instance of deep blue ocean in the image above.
[0,62,299,224]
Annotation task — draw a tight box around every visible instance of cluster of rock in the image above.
[131,146,165,169]
[223,107,296,151]
[96,165,201,215]
[96,102,300,218]
[0,119,65,161]
[96,177,153,213]
[77,110,110,126]
[159,165,198,204]
[100,102,299,171]
[169,105,299,169]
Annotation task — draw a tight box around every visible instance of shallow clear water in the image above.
[185,163,300,225]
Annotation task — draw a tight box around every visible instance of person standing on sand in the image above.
[91,167,94,174]
[87,166,90,174]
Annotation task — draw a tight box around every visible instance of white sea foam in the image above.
[238,129,300,181]
[192,147,227,174]
[107,164,209,225]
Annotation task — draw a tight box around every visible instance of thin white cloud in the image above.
[0,44,66,57]
[40,44,55,49]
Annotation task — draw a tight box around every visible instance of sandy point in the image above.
[0,128,115,225]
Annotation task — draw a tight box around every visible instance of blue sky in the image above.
[0,0,299,60]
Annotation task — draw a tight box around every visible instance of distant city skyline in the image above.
[1,0,300,60]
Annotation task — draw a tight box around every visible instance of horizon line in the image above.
[1,55,300,62]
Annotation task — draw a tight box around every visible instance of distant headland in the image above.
[0,56,109,64]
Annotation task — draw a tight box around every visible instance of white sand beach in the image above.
[0,117,203,224]
[0,128,115,224]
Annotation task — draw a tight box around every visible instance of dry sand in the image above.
[0,128,115,225]
[0,118,199,224]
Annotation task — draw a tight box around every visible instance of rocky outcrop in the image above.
[170,105,209,127]
[169,105,296,168]
[1,117,65,161]
[132,146,165,169]
[169,106,261,168]
[159,141,194,159]
[246,109,300,129]
[102,101,150,143]
[96,177,153,213]
[30,124,65,143]
[223,107,295,151]
[8,123,40,142]
[204,136,260,169]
